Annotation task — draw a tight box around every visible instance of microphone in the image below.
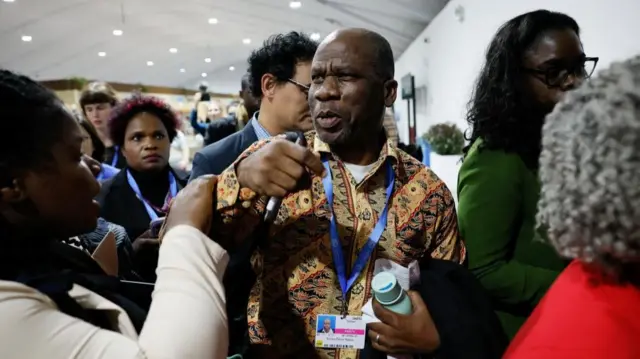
[263,132,306,223]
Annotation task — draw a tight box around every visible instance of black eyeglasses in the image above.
[522,57,599,88]
[287,78,310,95]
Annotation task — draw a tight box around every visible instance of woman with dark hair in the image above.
[0,69,229,358]
[505,56,640,358]
[77,116,120,181]
[456,9,598,338]
[97,95,188,280]
[80,81,126,168]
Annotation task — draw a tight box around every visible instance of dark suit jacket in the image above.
[96,168,187,281]
[190,120,258,180]
[204,114,238,146]
[96,168,188,240]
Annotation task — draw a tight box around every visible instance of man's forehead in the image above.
[313,44,370,69]
[318,32,373,55]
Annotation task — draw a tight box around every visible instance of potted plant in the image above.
[69,77,88,90]
[421,122,465,203]
[422,122,464,155]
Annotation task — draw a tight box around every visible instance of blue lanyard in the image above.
[126,170,178,221]
[110,146,119,167]
[321,155,395,313]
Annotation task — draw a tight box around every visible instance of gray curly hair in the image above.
[537,56,640,266]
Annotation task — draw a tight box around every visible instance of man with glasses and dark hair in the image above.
[457,9,598,340]
[190,31,318,179]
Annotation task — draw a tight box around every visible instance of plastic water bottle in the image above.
[371,271,412,315]
[371,272,413,359]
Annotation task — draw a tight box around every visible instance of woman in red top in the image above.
[504,56,640,359]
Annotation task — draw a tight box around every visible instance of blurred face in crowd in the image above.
[79,125,94,158]
[239,84,260,116]
[521,28,588,114]
[121,112,171,172]
[207,102,222,119]
[263,61,313,132]
[0,111,101,238]
[309,31,397,147]
[83,102,113,136]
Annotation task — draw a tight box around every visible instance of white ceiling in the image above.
[0,0,448,94]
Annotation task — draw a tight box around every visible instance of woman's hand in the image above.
[159,175,217,240]
[367,290,440,354]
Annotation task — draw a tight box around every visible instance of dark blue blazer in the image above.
[189,120,259,181]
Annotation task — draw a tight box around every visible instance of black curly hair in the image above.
[0,69,70,186]
[248,31,318,97]
[464,10,580,169]
[108,94,180,147]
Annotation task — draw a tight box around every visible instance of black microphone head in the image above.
[283,131,299,142]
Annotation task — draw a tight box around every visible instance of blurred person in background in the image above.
[238,71,260,121]
[505,55,640,359]
[80,81,126,168]
[190,99,227,141]
[205,100,226,123]
[204,100,236,146]
[456,10,597,339]
[196,83,211,102]
[97,95,188,281]
[76,114,120,181]
[226,101,240,118]
[188,83,212,136]
[190,31,317,179]
[203,74,261,146]
[234,103,249,130]
[169,127,191,172]
[0,69,229,359]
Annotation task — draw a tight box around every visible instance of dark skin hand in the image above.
[81,153,159,255]
[132,231,158,254]
[367,291,440,354]
[236,138,326,197]
[159,175,218,241]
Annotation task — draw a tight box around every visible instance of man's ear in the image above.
[0,179,28,204]
[261,73,278,99]
[383,79,398,107]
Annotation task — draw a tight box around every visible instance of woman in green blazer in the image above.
[457,10,598,339]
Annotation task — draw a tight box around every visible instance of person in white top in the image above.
[169,129,191,171]
[0,69,229,359]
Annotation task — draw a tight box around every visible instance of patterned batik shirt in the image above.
[214,132,465,359]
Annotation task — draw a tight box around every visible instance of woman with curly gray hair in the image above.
[504,56,640,358]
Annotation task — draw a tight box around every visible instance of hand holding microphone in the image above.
[236,133,325,217]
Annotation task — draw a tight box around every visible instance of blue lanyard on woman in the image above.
[110,146,119,167]
[126,170,178,221]
[320,154,395,314]
[96,169,106,181]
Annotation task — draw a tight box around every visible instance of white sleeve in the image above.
[0,225,229,359]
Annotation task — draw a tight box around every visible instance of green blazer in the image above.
[457,139,566,339]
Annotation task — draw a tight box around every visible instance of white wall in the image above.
[395,0,640,196]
